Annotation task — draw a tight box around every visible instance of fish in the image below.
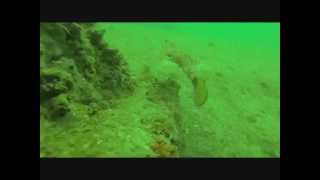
[161,40,208,106]
[192,76,208,106]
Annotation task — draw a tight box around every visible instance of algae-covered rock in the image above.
[48,94,71,118]
[40,67,73,101]
[40,22,135,105]
[87,29,108,50]
[40,23,138,157]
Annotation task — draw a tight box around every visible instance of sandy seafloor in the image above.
[90,23,281,157]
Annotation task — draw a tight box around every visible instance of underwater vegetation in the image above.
[40,23,280,157]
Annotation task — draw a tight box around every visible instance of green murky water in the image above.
[40,23,280,157]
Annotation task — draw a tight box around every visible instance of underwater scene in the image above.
[40,23,280,157]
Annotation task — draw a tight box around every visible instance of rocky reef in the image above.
[40,23,138,156]
[40,23,135,120]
